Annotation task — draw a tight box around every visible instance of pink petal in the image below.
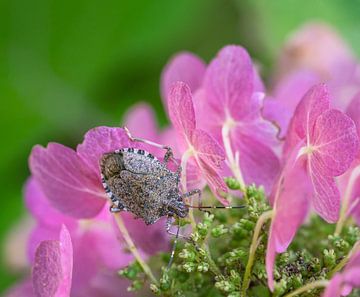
[266,158,311,290]
[121,212,170,255]
[77,126,135,176]
[32,225,73,297]
[311,109,359,176]
[190,129,228,204]
[123,103,159,141]
[343,267,360,288]
[25,178,76,228]
[322,274,343,297]
[232,128,280,193]
[292,84,330,140]
[263,71,320,138]
[308,163,340,222]
[204,45,254,121]
[168,82,196,137]
[161,52,206,111]
[29,144,105,218]
[28,225,63,264]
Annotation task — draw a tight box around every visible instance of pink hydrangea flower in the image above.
[266,84,359,290]
[197,45,280,193]
[168,81,228,204]
[322,248,360,297]
[162,46,280,193]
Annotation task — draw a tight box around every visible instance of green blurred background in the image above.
[1,0,360,293]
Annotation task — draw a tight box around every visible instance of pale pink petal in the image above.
[266,158,311,290]
[190,129,228,204]
[29,144,105,218]
[232,129,280,193]
[308,163,340,222]
[122,213,170,255]
[204,45,254,120]
[77,126,136,176]
[343,267,360,288]
[123,103,159,141]
[3,279,35,297]
[161,52,206,111]
[263,71,320,138]
[311,109,359,176]
[28,225,62,264]
[191,129,225,169]
[168,82,196,137]
[322,274,343,297]
[32,225,73,297]
[25,178,76,228]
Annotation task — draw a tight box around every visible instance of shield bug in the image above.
[99,128,201,235]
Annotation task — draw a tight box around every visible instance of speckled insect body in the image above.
[100,147,189,225]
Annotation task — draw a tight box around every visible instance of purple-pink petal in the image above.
[29,143,105,218]
[77,126,136,176]
[25,178,76,229]
[322,274,343,297]
[168,82,196,137]
[204,45,254,121]
[311,109,359,176]
[231,128,280,193]
[123,103,159,141]
[161,52,206,111]
[263,71,320,138]
[32,225,73,297]
[266,158,312,290]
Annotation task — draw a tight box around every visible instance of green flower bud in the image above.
[211,224,229,238]
[323,249,336,268]
[225,177,241,190]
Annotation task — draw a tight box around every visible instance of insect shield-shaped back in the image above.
[100,148,186,225]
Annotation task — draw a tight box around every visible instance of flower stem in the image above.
[241,210,273,297]
[114,213,158,285]
[282,280,329,297]
[222,120,247,202]
[328,240,360,278]
[180,148,197,229]
[335,165,360,236]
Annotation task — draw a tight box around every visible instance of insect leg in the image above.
[181,189,202,211]
[166,218,180,270]
[109,200,126,213]
[124,126,177,165]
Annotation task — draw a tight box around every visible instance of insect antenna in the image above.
[185,204,246,210]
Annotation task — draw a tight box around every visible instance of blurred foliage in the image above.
[1,0,360,293]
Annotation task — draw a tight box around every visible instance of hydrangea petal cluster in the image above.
[163,45,280,193]
[266,84,359,290]
[322,248,360,297]
[200,46,280,192]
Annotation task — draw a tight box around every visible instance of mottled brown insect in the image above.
[99,128,201,237]
[100,147,196,225]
